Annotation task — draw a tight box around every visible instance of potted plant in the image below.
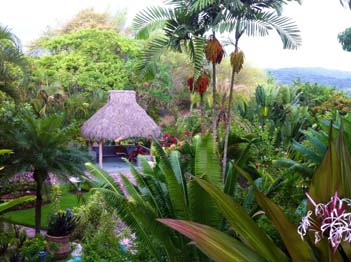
[46,208,79,259]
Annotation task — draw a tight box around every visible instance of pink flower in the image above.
[298,192,351,252]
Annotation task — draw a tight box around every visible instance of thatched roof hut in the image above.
[81,90,161,141]
[81,90,161,167]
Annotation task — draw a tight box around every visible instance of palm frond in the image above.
[253,11,301,49]
[133,6,175,39]
[274,158,314,176]
[186,36,206,81]
[153,140,190,220]
[94,187,165,261]
[189,135,222,228]
[135,36,170,74]
[87,163,179,261]
[194,134,221,186]
[85,162,122,194]
[292,140,323,164]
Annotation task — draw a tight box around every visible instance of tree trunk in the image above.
[35,180,43,235]
[212,32,217,141]
[200,93,205,135]
[212,61,217,139]
[222,67,236,179]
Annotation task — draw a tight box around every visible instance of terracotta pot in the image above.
[46,234,71,259]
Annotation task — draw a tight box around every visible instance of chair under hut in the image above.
[81,90,161,168]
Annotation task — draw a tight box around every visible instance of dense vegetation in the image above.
[1,2,351,261]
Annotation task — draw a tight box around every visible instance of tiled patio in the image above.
[96,157,137,173]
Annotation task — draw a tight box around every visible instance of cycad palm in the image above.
[87,134,222,261]
[0,25,27,99]
[0,113,90,234]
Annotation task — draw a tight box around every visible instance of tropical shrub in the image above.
[87,135,223,261]
[0,112,90,234]
[20,235,54,262]
[159,123,351,261]
[47,209,79,236]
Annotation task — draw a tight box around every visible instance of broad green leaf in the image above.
[308,127,340,204]
[125,159,164,215]
[0,149,12,155]
[153,140,189,220]
[335,122,351,198]
[169,151,188,207]
[194,177,288,261]
[190,135,222,228]
[224,160,237,196]
[0,195,35,213]
[254,189,316,262]
[194,134,221,186]
[158,219,265,262]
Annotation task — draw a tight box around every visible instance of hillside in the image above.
[266,67,351,92]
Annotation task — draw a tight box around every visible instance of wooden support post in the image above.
[99,141,103,168]
[88,141,93,152]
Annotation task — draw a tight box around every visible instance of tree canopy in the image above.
[338,27,351,52]
[29,29,140,93]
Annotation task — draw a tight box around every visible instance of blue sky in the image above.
[1,0,351,71]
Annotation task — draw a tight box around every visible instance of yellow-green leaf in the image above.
[194,177,288,261]
[254,189,316,262]
[158,219,265,262]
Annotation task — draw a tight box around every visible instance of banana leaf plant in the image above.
[86,134,223,262]
[159,122,351,262]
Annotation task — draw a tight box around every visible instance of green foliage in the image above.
[0,186,91,228]
[160,118,351,261]
[72,191,115,240]
[50,184,62,213]
[87,134,223,261]
[47,208,79,236]
[74,192,150,261]
[0,196,35,213]
[20,235,54,262]
[0,25,28,100]
[82,227,130,262]
[29,29,139,93]
[338,27,351,52]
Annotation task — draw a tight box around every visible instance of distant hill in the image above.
[266,67,351,92]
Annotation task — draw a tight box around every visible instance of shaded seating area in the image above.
[91,144,150,162]
[81,90,160,169]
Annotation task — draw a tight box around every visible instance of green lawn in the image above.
[0,187,92,229]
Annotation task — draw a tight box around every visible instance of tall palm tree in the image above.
[133,1,236,134]
[0,25,27,99]
[217,0,302,177]
[0,113,90,234]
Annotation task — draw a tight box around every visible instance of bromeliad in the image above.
[298,192,351,252]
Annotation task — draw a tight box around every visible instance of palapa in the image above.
[81,90,161,141]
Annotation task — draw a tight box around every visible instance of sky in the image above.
[1,0,351,71]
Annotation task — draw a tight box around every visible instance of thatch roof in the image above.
[81,90,161,141]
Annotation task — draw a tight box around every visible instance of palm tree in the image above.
[87,134,222,261]
[0,113,90,234]
[133,1,235,134]
[217,0,302,177]
[0,25,27,99]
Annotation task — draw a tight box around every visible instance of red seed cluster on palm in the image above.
[187,72,210,95]
[205,36,224,64]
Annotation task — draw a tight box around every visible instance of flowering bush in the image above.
[160,133,177,147]
[298,192,351,252]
